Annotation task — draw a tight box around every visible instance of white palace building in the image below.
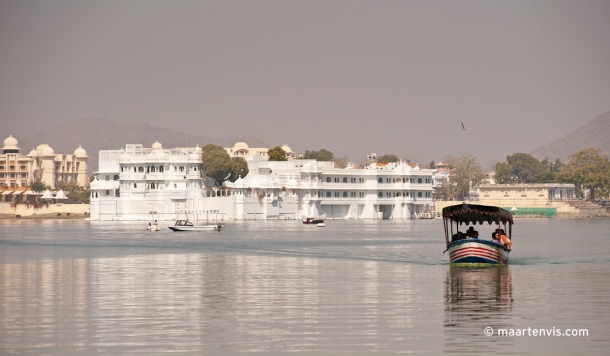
[89,142,434,221]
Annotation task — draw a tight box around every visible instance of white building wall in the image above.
[89,144,434,221]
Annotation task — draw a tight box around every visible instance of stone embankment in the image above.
[0,202,90,219]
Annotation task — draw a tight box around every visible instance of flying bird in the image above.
[461,122,472,130]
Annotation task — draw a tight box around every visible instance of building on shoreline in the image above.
[0,135,88,197]
[89,142,434,221]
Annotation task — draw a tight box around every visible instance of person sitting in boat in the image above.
[466,226,475,237]
[457,231,466,240]
[451,233,458,242]
[492,232,502,244]
[154,220,158,225]
[496,229,512,251]
[470,230,479,239]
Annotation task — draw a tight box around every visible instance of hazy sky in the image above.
[1,0,609,168]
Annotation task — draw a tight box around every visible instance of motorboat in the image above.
[317,223,326,227]
[303,217,324,224]
[442,203,513,265]
[417,212,435,219]
[168,220,223,232]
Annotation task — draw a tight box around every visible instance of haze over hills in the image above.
[530,111,610,163]
[15,118,265,175]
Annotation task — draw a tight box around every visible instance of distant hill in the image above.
[17,118,265,175]
[531,111,610,162]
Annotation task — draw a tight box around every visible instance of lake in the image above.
[1,218,609,355]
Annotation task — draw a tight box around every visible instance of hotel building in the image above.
[0,135,89,194]
[89,142,434,221]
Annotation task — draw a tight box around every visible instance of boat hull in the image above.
[447,240,509,265]
[168,225,220,232]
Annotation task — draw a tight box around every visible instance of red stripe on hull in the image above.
[450,247,502,260]
[449,246,507,264]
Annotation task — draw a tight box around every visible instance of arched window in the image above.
[151,166,156,173]
[418,178,422,184]
[105,190,110,196]
[133,183,137,188]
[343,177,347,183]
[326,177,331,182]
[134,167,137,172]
[105,175,109,181]
[159,166,164,172]
[113,175,119,181]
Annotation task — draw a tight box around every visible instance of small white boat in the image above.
[317,223,326,227]
[168,220,222,232]
[417,212,435,219]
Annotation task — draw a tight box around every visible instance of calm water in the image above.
[0,218,609,355]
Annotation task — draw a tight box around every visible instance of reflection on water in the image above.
[0,251,447,354]
[444,266,513,353]
[1,219,610,354]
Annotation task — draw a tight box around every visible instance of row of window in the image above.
[0,165,27,170]
[322,177,432,184]
[378,177,431,184]
[319,191,431,198]
[377,191,431,198]
[0,182,27,188]
[119,165,199,173]
[0,173,27,178]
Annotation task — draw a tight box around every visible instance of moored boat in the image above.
[169,220,223,232]
[303,217,324,224]
[442,204,513,265]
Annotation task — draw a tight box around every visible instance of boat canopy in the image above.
[442,203,514,225]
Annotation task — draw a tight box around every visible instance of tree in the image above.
[302,149,334,161]
[376,154,400,163]
[30,179,45,194]
[229,156,249,182]
[494,153,555,184]
[202,144,233,186]
[556,148,610,201]
[332,155,349,168]
[268,146,287,161]
[436,153,486,200]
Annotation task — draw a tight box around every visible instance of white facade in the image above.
[89,142,434,221]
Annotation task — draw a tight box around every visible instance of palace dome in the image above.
[74,145,87,157]
[28,148,39,156]
[90,177,101,189]
[3,135,19,149]
[234,142,249,151]
[281,144,292,154]
[189,152,200,162]
[40,144,55,156]
[152,141,163,150]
